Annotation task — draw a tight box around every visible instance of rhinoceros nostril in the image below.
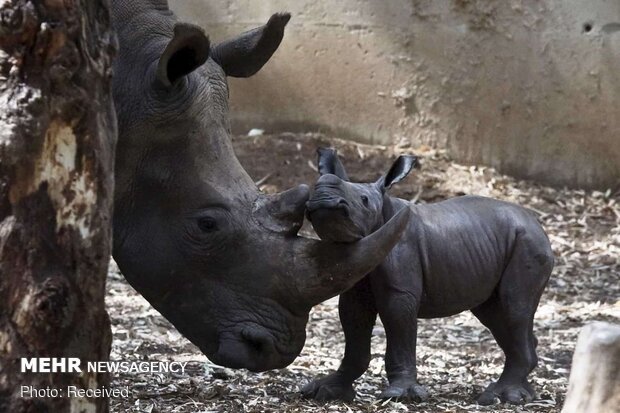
[241,328,274,353]
[336,199,350,216]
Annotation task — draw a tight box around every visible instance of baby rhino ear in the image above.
[316,147,349,181]
[380,155,418,190]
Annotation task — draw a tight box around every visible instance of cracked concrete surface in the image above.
[171,0,620,189]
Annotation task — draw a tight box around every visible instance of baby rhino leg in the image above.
[473,234,552,405]
[301,277,377,402]
[373,272,428,402]
[472,297,538,405]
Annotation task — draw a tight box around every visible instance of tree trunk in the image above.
[0,0,116,412]
[562,322,620,413]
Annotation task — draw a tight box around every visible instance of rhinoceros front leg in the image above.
[371,265,429,402]
[301,277,377,402]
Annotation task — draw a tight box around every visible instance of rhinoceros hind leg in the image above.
[472,295,539,405]
[472,234,552,405]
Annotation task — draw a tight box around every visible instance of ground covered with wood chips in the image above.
[107,133,619,413]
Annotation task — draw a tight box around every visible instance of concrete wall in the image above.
[170,0,620,189]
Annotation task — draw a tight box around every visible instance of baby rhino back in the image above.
[408,195,550,318]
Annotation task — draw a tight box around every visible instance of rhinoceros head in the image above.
[307,148,418,243]
[111,3,410,371]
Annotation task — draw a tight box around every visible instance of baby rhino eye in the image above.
[361,195,369,206]
[197,216,218,232]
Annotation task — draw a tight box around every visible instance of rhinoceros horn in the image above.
[252,187,410,308]
[291,206,410,306]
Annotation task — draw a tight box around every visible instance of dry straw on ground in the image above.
[107,133,619,413]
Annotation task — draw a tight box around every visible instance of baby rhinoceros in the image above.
[302,148,553,405]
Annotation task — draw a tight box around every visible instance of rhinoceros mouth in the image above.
[305,196,349,214]
[210,334,300,372]
[306,207,364,243]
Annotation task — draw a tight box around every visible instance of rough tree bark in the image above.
[0,1,116,412]
[562,322,620,413]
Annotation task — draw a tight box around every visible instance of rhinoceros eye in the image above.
[361,195,369,207]
[197,216,218,232]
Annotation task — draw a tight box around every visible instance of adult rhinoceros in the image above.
[110,0,410,372]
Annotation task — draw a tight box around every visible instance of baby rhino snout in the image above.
[306,174,350,214]
[306,174,365,242]
[306,197,349,214]
[307,207,362,242]
[306,183,364,243]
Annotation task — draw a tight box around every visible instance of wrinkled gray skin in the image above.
[303,148,554,405]
[109,1,411,373]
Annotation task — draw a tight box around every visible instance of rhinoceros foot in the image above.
[300,373,355,402]
[378,379,429,402]
[477,381,536,405]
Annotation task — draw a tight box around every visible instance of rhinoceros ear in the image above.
[317,147,349,181]
[379,155,418,191]
[156,23,210,87]
[211,13,290,78]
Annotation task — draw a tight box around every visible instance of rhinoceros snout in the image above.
[306,197,349,215]
[212,327,295,372]
[306,209,363,244]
